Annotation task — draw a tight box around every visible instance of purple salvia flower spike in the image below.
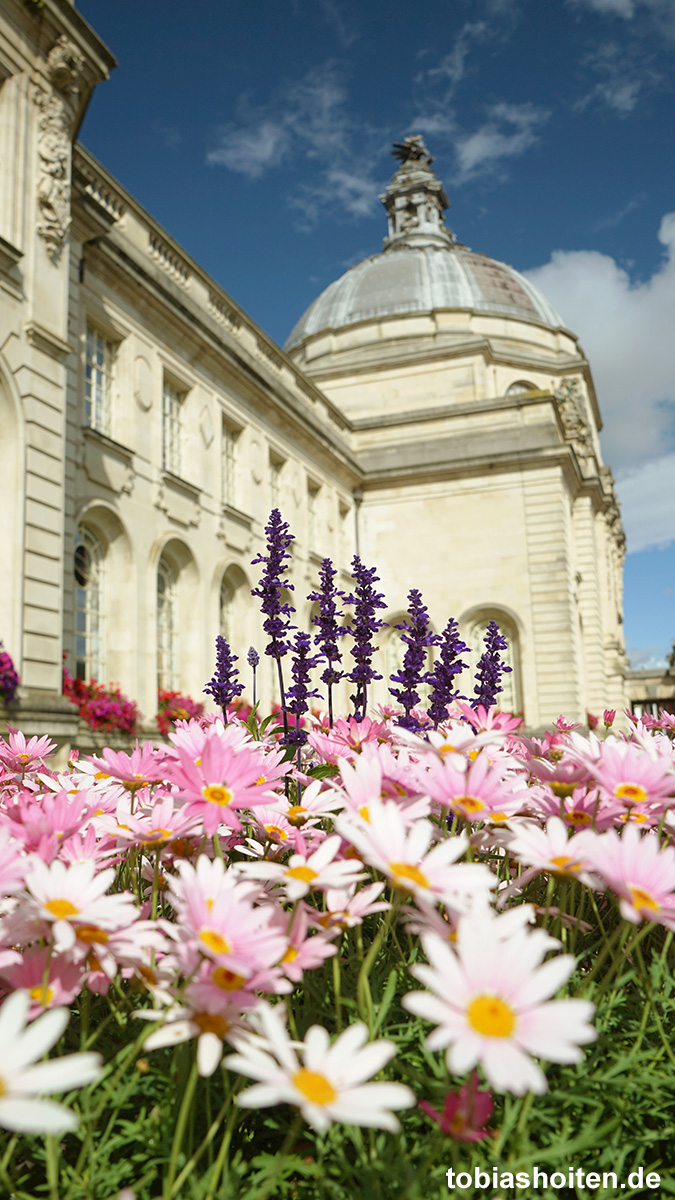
[389,588,436,730]
[284,631,322,748]
[204,635,244,721]
[427,617,469,727]
[307,557,347,727]
[472,619,512,711]
[251,509,296,736]
[344,555,388,722]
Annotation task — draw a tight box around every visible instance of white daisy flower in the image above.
[224,1001,415,1131]
[0,990,102,1133]
[402,917,596,1095]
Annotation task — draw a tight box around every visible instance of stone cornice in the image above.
[80,228,362,483]
[24,319,71,362]
[72,147,351,434]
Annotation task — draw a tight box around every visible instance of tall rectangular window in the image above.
[162,379,183,474]
[308,483,320,550]
[269,451,284,511]
[85,325,114,436]
[221,420,238,507]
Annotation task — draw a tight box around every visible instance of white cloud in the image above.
[207,120,290,178]
[418,21,488,93]
[574,40,657,115]
[206,64,382,227]
[207,65,352,178]
[593,193,645,231]
[524,213,675,554]
[615,453,675,551]
[453,102,550,182]
[570,0,675,39]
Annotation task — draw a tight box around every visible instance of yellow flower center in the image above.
[615,782,648,805]
[211,967,245,991]
[193,1012,229,1037]
[286,865,317,883]
[142,828,173,844]
[286,805,308,825]
[440,743,457,755]
[550,781,576,799]
[199,930,232,955]
[29,984,54,1005]
[628,885,660,913]
[389,862,429,890]
[256,775,267,785]
[622,810,648,824]
[264,824,288,841]
[549,855,581,874]
[467,994,516,1038]
[292,1068,337,1106]
[202,784,233,807]
[358,805,370,822]
[281,945,298,963]
[76,926,109,945]
[453,795,485,815]
[565,810,592,826]
[489,812,509,824]
[44,898,79,919]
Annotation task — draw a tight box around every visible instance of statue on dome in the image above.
[391,135,434,168]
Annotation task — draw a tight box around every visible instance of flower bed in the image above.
[1,513,674,1198]
[0,706,674,1198]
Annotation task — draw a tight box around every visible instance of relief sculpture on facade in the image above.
[34,36,84,262]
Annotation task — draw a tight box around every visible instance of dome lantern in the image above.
[380,135,457,252]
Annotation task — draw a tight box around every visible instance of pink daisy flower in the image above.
[166,731,276,835]
[581,824,675,925]
[420,750,526,824]
[576,738,675,811]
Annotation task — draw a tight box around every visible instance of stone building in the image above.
[0,0,628,742]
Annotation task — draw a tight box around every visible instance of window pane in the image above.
[73,527,105,681]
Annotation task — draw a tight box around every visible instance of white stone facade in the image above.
[0,6,628,737]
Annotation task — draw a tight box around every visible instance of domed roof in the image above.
[285,245,563,349]
[285,135,564,351]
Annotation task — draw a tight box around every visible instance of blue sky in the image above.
[76,0,675,668]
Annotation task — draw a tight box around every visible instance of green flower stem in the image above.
[634,940,675,1069]
[164,1057,199,1199]
[332,947,343,1032]
[46,1133,59,1200]
[204,1092,241,1200]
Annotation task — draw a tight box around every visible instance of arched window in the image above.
[157,555,178,691]
[219,573,235,642]
[506,380,537,396]
[74,526,105,681]
[466,613,519,713]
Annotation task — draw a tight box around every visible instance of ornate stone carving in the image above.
[34,38,84,262]
[554,377,594,460]
[46,36,84,95]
